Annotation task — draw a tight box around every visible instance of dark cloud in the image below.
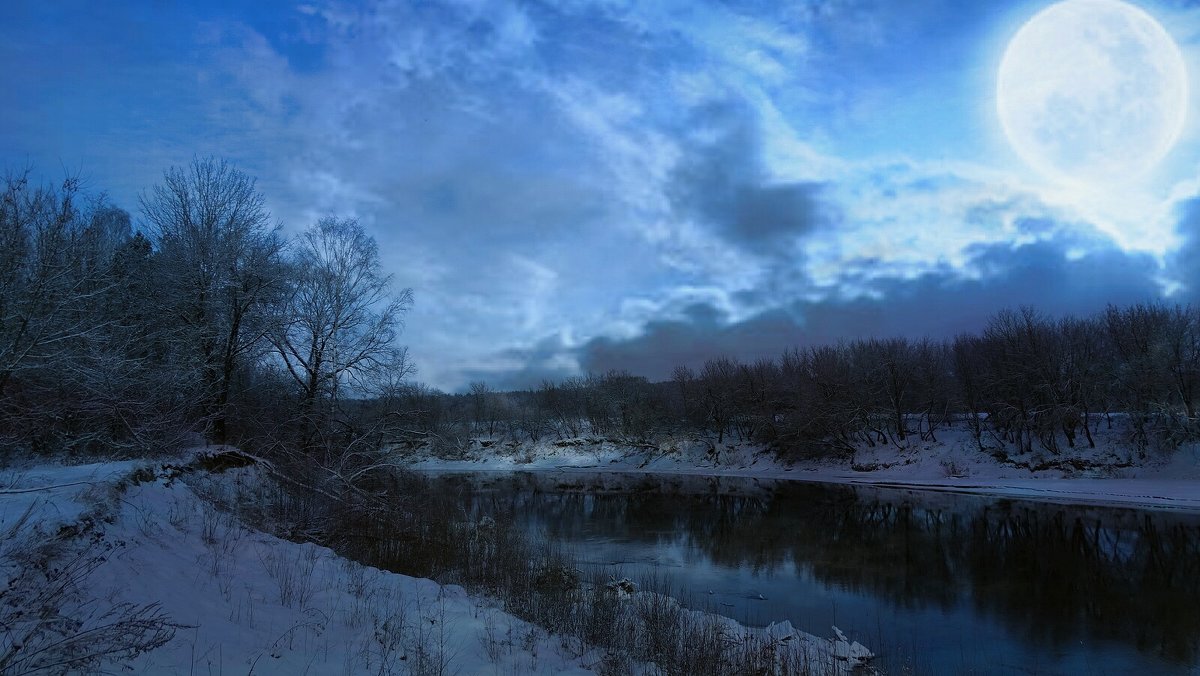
[569,238,1163,382]
[456,336,578,392]
[463,185,1198,391]
[580,306,801,380]
[668,104,830,253]
[1169,195,1200,302]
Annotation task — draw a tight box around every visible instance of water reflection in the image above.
[427,471,1200,673]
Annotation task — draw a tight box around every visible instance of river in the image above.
[422,470,1200,675]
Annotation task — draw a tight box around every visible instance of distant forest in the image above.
[446,301,1200,459]
[2,161,1198,470]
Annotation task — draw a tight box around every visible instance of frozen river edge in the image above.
[406,423,1200,513]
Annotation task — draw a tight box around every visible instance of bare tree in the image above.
[271,216,414,448]
[469,381,503,437]
[857,338,915,443]
[0,173,109,401]
[700,357,738,443]
[140,158,285,443]
[671,365,696,426]
[911,338,953,443]
[1105,303,1200,449]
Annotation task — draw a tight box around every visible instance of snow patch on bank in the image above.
[405,421,1200,511]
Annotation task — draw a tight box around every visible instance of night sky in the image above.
[4,0,1200,390]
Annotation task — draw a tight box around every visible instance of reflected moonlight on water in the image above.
[997,0,1188,187]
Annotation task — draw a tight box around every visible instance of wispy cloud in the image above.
[4,0,1200,390]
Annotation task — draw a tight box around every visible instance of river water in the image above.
[424,470,1200,675]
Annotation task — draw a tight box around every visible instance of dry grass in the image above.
[0,481,180,675]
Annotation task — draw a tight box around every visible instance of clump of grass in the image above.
[256,542,319,609]
[0,497,180,675]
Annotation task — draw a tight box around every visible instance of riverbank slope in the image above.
[0,453,873,674]
[406,421,1200,511]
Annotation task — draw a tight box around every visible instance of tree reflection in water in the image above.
[430,471,1200,668]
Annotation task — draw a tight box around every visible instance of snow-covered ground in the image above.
[406,422,1200,512]
[0,455,873,674]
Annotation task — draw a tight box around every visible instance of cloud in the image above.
[667,102,830,255]
[566,236,1164,383]
[1168,194,1200,301]
[579,304,796,380]
[456,334,579,392]
[6,0,1196,394]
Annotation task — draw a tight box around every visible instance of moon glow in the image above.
[996,0,1188,187]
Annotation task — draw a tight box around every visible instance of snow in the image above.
[1,460,596,674]
[6,419,1190,673]
[0,456,874,674]
[0,459,141,528]
[406,421,1200,512]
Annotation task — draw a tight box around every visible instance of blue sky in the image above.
[4,0,1200,390]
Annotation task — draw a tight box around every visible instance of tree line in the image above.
[438,305,1199,459]
[4,160,1198,467]
[0,159,412,471]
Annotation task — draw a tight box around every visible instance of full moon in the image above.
[997,0,1188,187]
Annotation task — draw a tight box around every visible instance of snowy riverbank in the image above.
[0,454,873,674]
[406,422,1200,512]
